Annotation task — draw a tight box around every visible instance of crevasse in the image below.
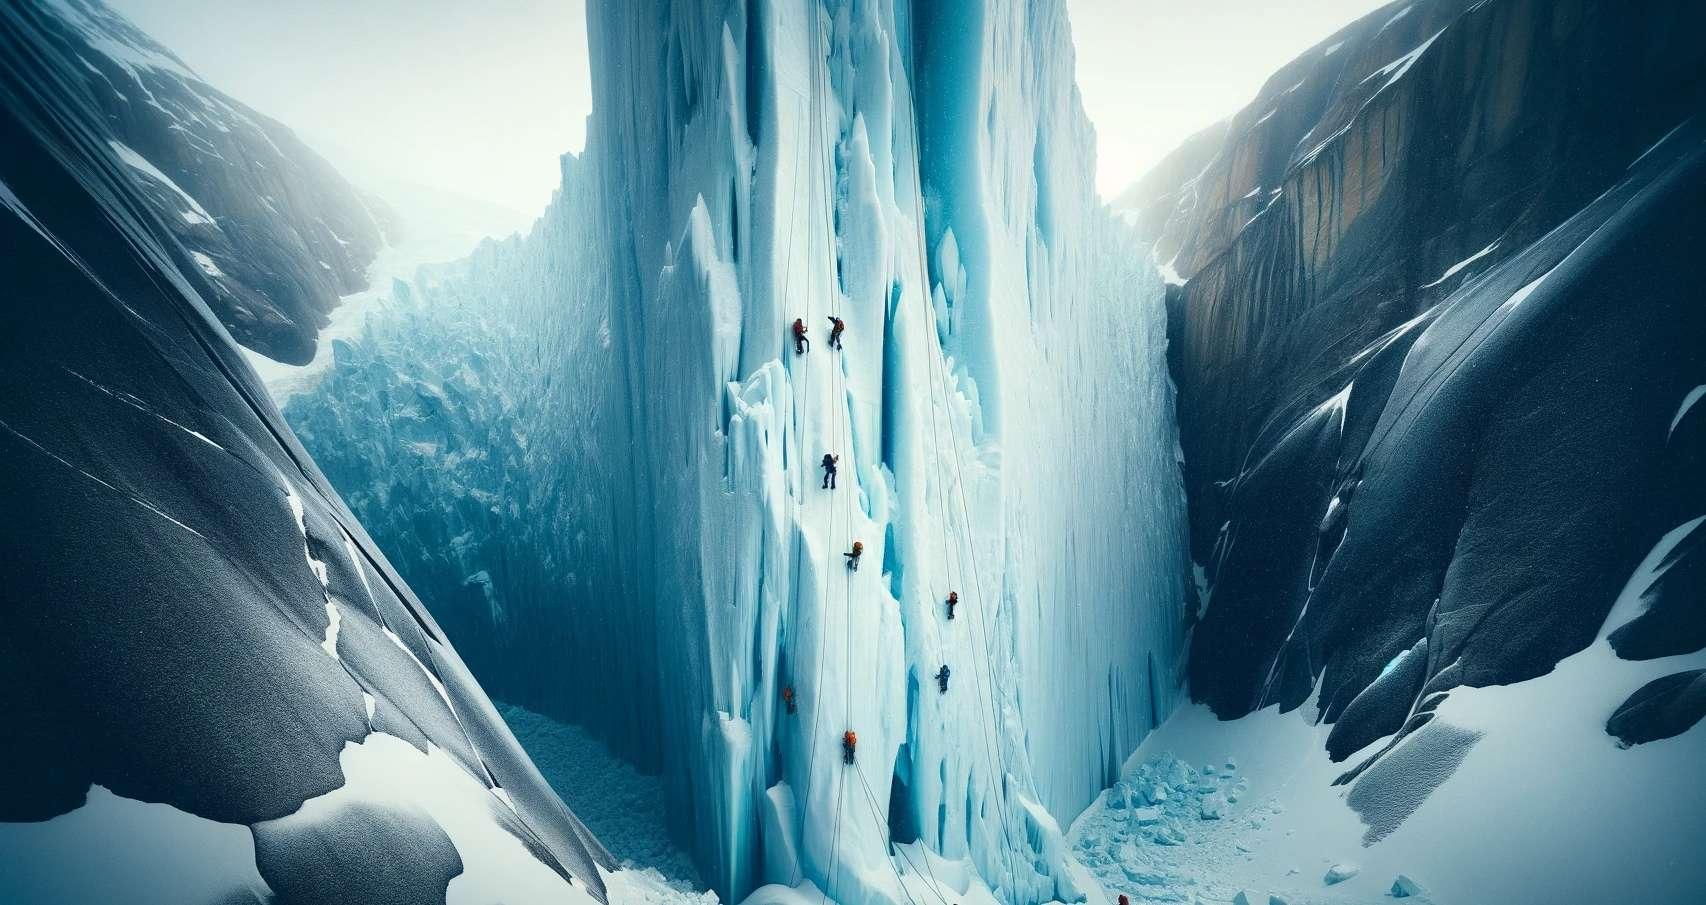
[287,2,1191,904]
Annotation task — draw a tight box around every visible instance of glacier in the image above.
[285,2,1191,903]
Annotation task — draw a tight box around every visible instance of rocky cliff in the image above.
[19,0,392,364]
[1153,0,1706,784]
[0,3,610,902]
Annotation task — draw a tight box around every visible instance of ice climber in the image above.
[946,591,958,620]
[827,315,845,349]
[782,685,797,714]
[845,540,863,571]
[843,729,858,764]
[793,317,809,354]
[1118,896,1130,905]
[935,664,951,693]
[821,453,838,489]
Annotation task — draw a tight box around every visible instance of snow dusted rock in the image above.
[1132,806,1163,826]
[1389,874,1425,897]
[1324,863,1361,885]
[1149,0,1706,844]
[1199,794,1228,820]
[15,0,389,364]
[1267,896,1290,905]
[1149,783,1171,803]
[1232,892,1253,905]
[0,5,612,901]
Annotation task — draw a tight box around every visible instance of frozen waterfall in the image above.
[287,2,1190,904]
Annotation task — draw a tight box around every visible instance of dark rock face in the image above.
[0,2,609,900]
[15,0,391,364]
[1151,0,1706,777]
[1606,670,1706,747]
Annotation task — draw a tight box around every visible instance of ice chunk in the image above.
[1390,874,1425,897]
[762,783,801,885]
[1199,794,1227,820]
[1323,862,1360,885]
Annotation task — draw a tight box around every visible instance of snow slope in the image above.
[285,2,1190,903]
[1071,514,1706,905]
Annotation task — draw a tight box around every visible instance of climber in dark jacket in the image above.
[946,591,958,620]
[821,453,838,489]
[845,540,864,571]
[793,318,809,355]
[843,729,858,764]
[935,664,951,693]
[827,316,846,350]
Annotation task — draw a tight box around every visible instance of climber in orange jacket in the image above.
[782,684,797,714]
[793,317,809,355]
[946,590,958,620]
[845,540,863,571]
[843,729,858,764]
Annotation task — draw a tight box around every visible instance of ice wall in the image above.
[291,3,1189,903]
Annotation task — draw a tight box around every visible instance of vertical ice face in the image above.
[290,2,1189,903]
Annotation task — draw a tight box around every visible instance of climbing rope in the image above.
[898,23,1031,904]
[784,8,1035,905]
[853,766,955,905]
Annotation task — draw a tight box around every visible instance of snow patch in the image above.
[261,732,599,905]
[1668,384,1705,440]
[190,250,223,277]
[1419,240,1499,288]
[1359,28,1447,100]
[107,139,215,225]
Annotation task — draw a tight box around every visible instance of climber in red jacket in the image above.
[843,729,858,764]
[793,317,809,355]
[782,684,797,714]
[946,590,958,620]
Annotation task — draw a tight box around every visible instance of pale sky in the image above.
[106,0,592,216]
[1066,0,1391,196]
[108,0,1387,214]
